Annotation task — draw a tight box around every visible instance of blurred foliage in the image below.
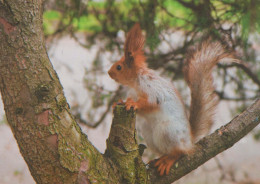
[42,0,260,129]
[43,0,260,41]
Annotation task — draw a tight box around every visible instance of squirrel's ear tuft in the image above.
[124,23,145,67]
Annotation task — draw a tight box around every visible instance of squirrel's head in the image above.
[108,23,146,86]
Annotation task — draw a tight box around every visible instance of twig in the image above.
[215,91,259,101]
[75,86,122,128]
[218,63,260,88]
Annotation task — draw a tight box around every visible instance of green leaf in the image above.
[43,10,61,20]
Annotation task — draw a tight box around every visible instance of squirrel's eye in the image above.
[116,65,122,71]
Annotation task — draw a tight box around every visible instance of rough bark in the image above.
[0,0,260,184]
[0,1,118,183]
[105,106,148,184]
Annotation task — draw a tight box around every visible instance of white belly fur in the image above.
[138,101,193,155]
[134,69,193,155]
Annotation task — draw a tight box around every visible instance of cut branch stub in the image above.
[105,105,148,184]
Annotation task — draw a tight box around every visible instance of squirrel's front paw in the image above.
[125,98,138,111]
[112,99,125,109]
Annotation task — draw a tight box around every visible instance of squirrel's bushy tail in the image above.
[183,40,236,141]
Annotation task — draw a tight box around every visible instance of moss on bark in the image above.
[105,105,148,184]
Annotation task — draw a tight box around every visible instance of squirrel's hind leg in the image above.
[154,148,184,176]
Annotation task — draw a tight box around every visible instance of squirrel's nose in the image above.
[108,70,115,79]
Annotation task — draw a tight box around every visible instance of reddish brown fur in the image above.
[124,23,145,60]
[155,148,184,176]
[125,93,159,113]
[108,23,146,87]
[183,40,235,140]
[108,24,159,113]
[108,56,138,86]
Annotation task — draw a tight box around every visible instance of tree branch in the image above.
[176,0,197,9]
[74,86,122,128]
[218,63,260,87]
[148,98,260,184]
[107,99,260,183]
[215,91,259,101]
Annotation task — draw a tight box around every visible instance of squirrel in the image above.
[108,23,236,176]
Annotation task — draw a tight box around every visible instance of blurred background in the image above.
[0,0,260,183]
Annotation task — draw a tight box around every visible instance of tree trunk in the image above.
[0,1,259,184]
[0,1,117,183]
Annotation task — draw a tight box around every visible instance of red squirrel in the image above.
[108,23,236,176]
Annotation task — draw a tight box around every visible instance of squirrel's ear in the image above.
[124,23,145,67]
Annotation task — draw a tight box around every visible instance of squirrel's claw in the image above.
[125,98,138,111]
[153,155,175,176]
[112,99,138,110]
[112,99,125,109]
